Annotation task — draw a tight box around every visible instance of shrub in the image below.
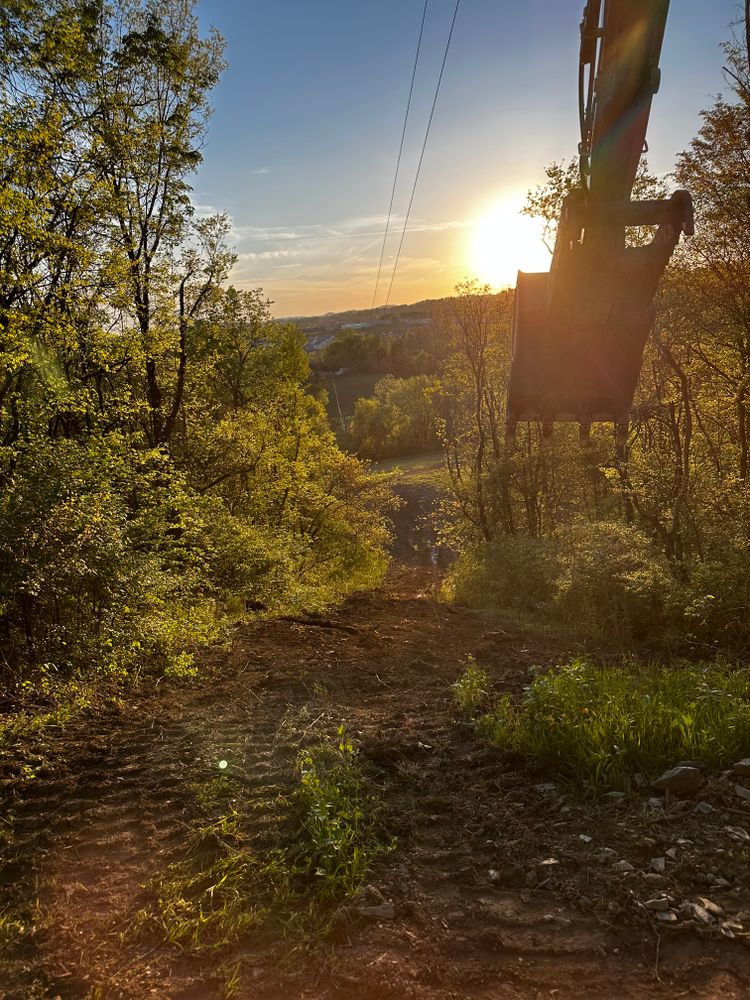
[444,535,558,617]
[445,520,673,643]
[552,520,672,642]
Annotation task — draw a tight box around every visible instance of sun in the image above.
[469,193,551,289]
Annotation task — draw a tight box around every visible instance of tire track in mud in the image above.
[2,666,306,998]
[2,567,750,999]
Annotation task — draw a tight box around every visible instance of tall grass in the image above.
[456,659,750,794]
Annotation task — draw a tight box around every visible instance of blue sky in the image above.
[194,0,740,315]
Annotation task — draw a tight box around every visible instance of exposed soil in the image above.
[2,513,750,998]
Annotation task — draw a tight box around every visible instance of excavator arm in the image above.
[506,0,693,446]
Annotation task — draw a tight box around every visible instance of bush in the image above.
[445,520,673,643]
[552,520,672,642]
[444,534,558,617]
[675,547,750,653]
[0,436,223,682]
[348,375,439,459]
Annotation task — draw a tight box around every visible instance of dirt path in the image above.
[2,566,749,999]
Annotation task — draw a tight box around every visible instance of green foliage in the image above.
[452,657,490,717]
[467,659,750,795]
[0,4,392,698]
[349,374,440,459]
[446,520,670,643]
[552,520,671,642]
[445,535,557,619]
[139,731,390,955]
[314,322,448,379]
[293,728,386,901]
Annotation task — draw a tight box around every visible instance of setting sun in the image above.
[470,193,551,289]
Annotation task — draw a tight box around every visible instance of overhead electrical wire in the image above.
[382,0,462,311]
[370,0,430,313]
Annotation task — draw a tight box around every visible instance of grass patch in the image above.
[136,728,391,957]
[455,659,750,795]
[372,450,448,488]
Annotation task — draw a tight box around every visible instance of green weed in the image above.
[458,658,750,794]
[452,657,491,717]
[137,729,390,955]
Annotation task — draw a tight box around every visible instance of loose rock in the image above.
[644,897,670,911]
[650,857,666,874]
[655,910,678,923]
[725,825,750,844]
[693,802,714,815]
[696,897,724,918]
[732,759,750,777]
[612,860,635,873]
[691,903,714,925]
[533,783,557,795]
[357,902,395,920]
[734,784,750,802]
[652,766,702,797]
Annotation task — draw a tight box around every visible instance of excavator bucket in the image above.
[506,191,693,444]
[508,270,652,437]
[505,0,692,445]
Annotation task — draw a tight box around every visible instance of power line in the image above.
[370,0,429,314]
[383,0,462,310]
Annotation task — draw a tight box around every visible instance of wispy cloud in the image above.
[250,167,270,175]
[187,208,472,314]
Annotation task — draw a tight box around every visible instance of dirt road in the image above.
[2,565,749,999]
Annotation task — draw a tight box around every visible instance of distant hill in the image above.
[282,297,449,353]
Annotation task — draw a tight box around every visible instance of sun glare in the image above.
[470,194,551,289]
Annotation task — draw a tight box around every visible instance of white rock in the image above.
[655,910,678,923]
[534,783,557,795]
[725,825,750,844]
[650,857,666,873]
[691,903,714,925]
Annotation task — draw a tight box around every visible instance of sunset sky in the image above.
[194,0,739,316]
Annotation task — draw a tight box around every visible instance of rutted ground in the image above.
[2,565,750,999]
